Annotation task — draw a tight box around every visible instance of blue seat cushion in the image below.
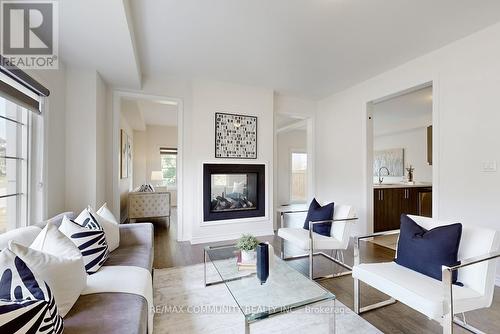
[302,199,334,237]
[395,215,462,284]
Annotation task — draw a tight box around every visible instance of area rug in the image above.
[153,263,381,333]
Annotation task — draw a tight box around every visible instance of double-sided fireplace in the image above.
[203,164,265,221]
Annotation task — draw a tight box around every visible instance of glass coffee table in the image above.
[204,244,336,333]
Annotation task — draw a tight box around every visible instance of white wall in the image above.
[315,22,500,281]
[372,86,432,183]
[273,94,317,230]
[277,129,307,205]
[117,77,275,243]
[64,68,109,213]
[96,75,108,206]
[133,125,177,188]
[189,79,275,243]
[374,127,432,183]
[65,68,97,212]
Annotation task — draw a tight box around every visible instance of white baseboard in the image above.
[189,228,274,245]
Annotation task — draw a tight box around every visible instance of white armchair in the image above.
[277,204,357,280]
[352,215,500,334]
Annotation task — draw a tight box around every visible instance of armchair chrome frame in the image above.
[353,229,399,314]
[442,251,500,334]
[280,217,358,280]
[353,230,500,334]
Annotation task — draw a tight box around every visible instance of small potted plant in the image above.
[236,234,259,263]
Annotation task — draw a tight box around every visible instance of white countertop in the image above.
[373,182,432,189]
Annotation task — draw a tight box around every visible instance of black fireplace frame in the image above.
[203,163,265,222]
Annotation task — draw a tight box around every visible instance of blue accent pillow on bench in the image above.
[302,198,334,237]
[395,214,462,284]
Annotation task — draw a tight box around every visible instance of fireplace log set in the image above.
[211,192,255,211]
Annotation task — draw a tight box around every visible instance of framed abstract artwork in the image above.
[127,134,132,177]
[373,148,404,177]
[215,112,257,159]
[120,129,130,179]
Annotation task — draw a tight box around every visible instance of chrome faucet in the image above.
[378,167,390,184]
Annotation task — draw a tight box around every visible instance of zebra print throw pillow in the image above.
[0,249,63,333]
[77,207,120,252]
[74,208,102,230]
[59,216,109,274]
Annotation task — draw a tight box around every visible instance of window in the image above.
[160,147,177,187]
[290,152,307,203]
[0,95,29,233]
[0,56,49,232]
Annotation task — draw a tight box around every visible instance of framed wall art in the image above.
[121,129,131,179]
[373,148,404,177]
[215,112,257,159]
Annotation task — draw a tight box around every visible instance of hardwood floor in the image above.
[152,209,500,333]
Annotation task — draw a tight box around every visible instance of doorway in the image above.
[274,113,314,229]
[367,83,435,243]
[112,91,185,241]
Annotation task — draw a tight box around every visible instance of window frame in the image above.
[289,149,308,204]
[159,147,177,188]
[0,95,32,232]
[0,56,49,231]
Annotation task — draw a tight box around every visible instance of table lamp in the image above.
[151,171,163,186]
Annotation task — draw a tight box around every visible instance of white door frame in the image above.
[365,80,439,233]
[288,148,308,204]
[275,116,315,203]
[112,90,185,241]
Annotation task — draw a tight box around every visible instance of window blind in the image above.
[160,147,177,155]
[0,55,50,114]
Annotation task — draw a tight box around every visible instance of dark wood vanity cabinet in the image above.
[374,187,432,232]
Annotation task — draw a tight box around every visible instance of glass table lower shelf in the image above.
[204,244,336,333]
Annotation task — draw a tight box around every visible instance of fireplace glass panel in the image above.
[210,173,258,212]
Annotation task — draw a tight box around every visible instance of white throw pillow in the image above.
[0,249,64,333]
[75,206,120,252]
[93,205,120,252]
[96,202,119,225]
[31,222,83,259]
[9,240,87,317]
[0,226,42,249]
[59,216,109,274]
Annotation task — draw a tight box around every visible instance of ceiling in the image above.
[121,98,178,131]
[59,0,141,88]
[60,0,500,98]
[129,0,500,98]
[373,86,432,136]
[275,113,307,130]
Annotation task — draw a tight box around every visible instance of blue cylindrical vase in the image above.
[256,243,269,284]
